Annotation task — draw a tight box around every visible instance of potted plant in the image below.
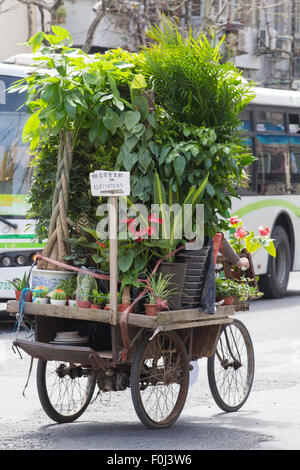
[7,273,32,302]
[144,272,177,316]
[32,286,49,304]
[215,278,236,305]
[91,289,106,309]
[49,288,67,306]
[57,276,77,307]
[104,291,129,312]
[76,271,97,308]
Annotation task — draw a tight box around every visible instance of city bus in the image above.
[232,86,300,298]
[0,60,44,300]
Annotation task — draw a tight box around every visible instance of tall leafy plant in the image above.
[142,19,254,136]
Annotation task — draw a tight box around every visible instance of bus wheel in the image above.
[259,225,291,298]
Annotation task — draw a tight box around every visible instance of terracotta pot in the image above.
[90,303,102,310]
[217,296,233,305]
[105,304,133,312]
[15,290,32,302]
[144,303,159,316]
[77,300,91,308]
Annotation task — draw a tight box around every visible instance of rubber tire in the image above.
[36,359,96,424]
[207,319,255,412]
[258,225,291,299]
[130,332,189,429]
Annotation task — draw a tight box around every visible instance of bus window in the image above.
[289,135,300,193]
[239,110,252,131]
[0,113,32,196]
[0,75,32,215]
[288,114,300,134]
[256,135,290,194]
[256,111,285,132]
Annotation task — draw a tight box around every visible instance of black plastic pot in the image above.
[177,246,210,309]
[158,262,187,310]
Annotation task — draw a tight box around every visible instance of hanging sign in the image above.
[89,170,130,197]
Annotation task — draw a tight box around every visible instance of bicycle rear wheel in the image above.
[130,331,189,429]
[207,319,254,412]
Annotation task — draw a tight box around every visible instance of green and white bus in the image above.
[0,60,44,299]
[232,86,300,298]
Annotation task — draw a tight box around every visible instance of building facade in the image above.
[1,0,299,90]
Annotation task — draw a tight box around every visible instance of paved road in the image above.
[0,274,300,451]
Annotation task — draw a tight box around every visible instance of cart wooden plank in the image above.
[156,317,234,331]
[7,300,157,328]
[7,300,235,331]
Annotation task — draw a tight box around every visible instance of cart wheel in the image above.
[130,331,189,429]
[207,319,254,412]
[36,359,96,423]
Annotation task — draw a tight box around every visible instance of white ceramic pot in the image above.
[33,297,49,304]
[31,267,75,292]
[50,299,66,306]
[68,299,77,307]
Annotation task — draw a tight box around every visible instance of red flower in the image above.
[259,226,270,236]
[97,241,106,248]
[129,222,156,241]
[234,228,248,239]
[228,216,241,225]
[120,218,136,225]
[148,213,163,224]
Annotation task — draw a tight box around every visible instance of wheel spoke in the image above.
[131,332,189,428]
[37,360,96,423]
[207,319,254,412]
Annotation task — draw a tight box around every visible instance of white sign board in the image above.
[90,171,130,196]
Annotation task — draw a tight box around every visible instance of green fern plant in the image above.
[142,18,254,137]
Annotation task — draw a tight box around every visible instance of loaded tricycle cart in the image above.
[8,224,255,430]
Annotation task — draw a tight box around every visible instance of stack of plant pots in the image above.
[176,246,211,309]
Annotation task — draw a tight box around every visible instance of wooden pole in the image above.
[109,196,118,325]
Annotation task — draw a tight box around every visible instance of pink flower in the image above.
[228,216,241,225]
[259,226,270,236]
[97,241,106,248]
[234,228,248,239]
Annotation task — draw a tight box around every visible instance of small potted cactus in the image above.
[33,286,49,304]
[49,288,67,306]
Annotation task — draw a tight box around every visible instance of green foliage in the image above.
[145,271,177,304]
[13,25,256,278]
[7,273,29,291]
[57,276,77,299]
[92,288,107,305]
[142,20,254,135]
[216,276,263,301]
